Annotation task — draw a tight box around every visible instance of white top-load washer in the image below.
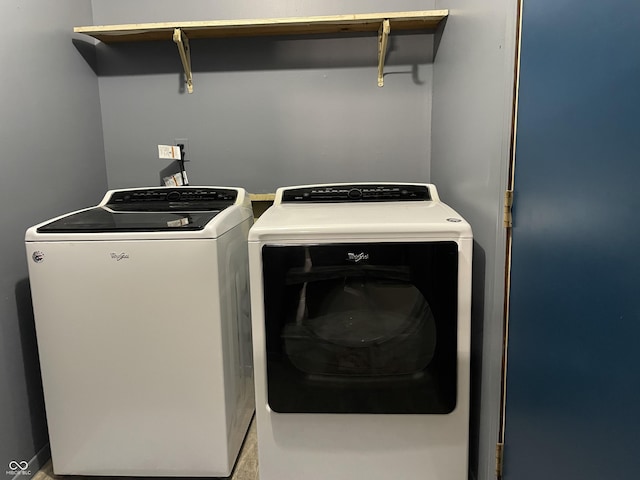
[248,183,472,480]
[25,186,255,477]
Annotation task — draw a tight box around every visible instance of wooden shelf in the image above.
[74,10,448,91]
[249,193,276,202]
[74,10,447,43]
[249,193,276,219]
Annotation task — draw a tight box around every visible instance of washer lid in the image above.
[26,186,252,242]
[35,187,240,234]
[36,207,222,233]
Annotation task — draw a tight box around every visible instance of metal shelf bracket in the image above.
[377,19,391,87]
[173,28,193,93]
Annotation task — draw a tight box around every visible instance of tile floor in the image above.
[32,418,258,480]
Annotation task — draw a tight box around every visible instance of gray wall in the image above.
[431,1,518,480]
[0,0,107,474]
[91,0,436,192]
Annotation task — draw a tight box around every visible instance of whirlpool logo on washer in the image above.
[110,252,130,261]
[346,252,369,263]
[32,251,45,263]
[6,460,31,476]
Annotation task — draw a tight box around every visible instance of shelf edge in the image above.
[74,10,448,42]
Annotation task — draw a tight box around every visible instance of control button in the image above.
[348,188,362,199]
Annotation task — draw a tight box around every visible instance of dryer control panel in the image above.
[281,184,431,203]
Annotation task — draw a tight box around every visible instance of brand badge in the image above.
[347,252,369,263]
[32,251,44,263]
[110,252,130,261]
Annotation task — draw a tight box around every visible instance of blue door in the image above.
[504,1,640,479]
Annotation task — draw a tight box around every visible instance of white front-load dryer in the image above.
[25,186,255,477]
[248,183,472,480]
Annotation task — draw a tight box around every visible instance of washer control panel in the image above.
[281,184,431,203]
[106,188,238,211]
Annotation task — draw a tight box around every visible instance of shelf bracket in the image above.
[173,28,193,93]
[377,19,391,87]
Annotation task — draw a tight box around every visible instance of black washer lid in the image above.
[36,187,239,233]
[36,208,222,233]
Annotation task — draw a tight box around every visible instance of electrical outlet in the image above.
[174,138,190,161]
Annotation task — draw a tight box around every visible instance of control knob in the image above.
[348,188,362,199]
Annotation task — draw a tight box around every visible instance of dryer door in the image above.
[262,241,458,414]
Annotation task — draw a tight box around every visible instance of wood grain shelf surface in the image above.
[249,193,276,202]
[74,10,448,43]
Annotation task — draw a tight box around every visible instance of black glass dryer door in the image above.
[262,242,459,414]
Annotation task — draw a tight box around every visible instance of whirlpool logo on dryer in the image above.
[110,252,130,261]
[346,252,369,263]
